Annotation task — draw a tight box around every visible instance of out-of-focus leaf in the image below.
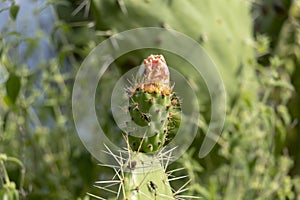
[5,73,21,105]
[9,4,19,20]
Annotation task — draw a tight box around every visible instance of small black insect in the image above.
[141,113,151,122]
[149,181,158,190]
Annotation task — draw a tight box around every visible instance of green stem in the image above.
[0,154,25,188]
[6,157,24,169]
[0,160,10,185]
[6,156,25,188]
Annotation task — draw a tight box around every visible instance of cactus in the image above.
[127,55,181,153]
[89,55,196,200]
[120,152,174,199]
[91,147,194,200]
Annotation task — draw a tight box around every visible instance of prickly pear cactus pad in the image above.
[121,152,174,199]
[127,55,181,153]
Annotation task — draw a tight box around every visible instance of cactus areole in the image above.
[128,55,181,153]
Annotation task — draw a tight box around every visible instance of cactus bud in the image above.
[127,55,181,153]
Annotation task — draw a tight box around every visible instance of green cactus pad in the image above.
[129,88,171,127]
[128,88,181,153]
[120,152,174,200]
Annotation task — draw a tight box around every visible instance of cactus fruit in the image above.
[127,55,181,153]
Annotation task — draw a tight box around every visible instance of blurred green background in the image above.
[1,0,300,199]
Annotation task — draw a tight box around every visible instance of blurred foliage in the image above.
[275,0,300,176]
[0,0,300,199]
[0,0,98,199]
[253,0,300,176]
[253,0,292,48]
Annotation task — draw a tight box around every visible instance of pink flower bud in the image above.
[142,55,170,88]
